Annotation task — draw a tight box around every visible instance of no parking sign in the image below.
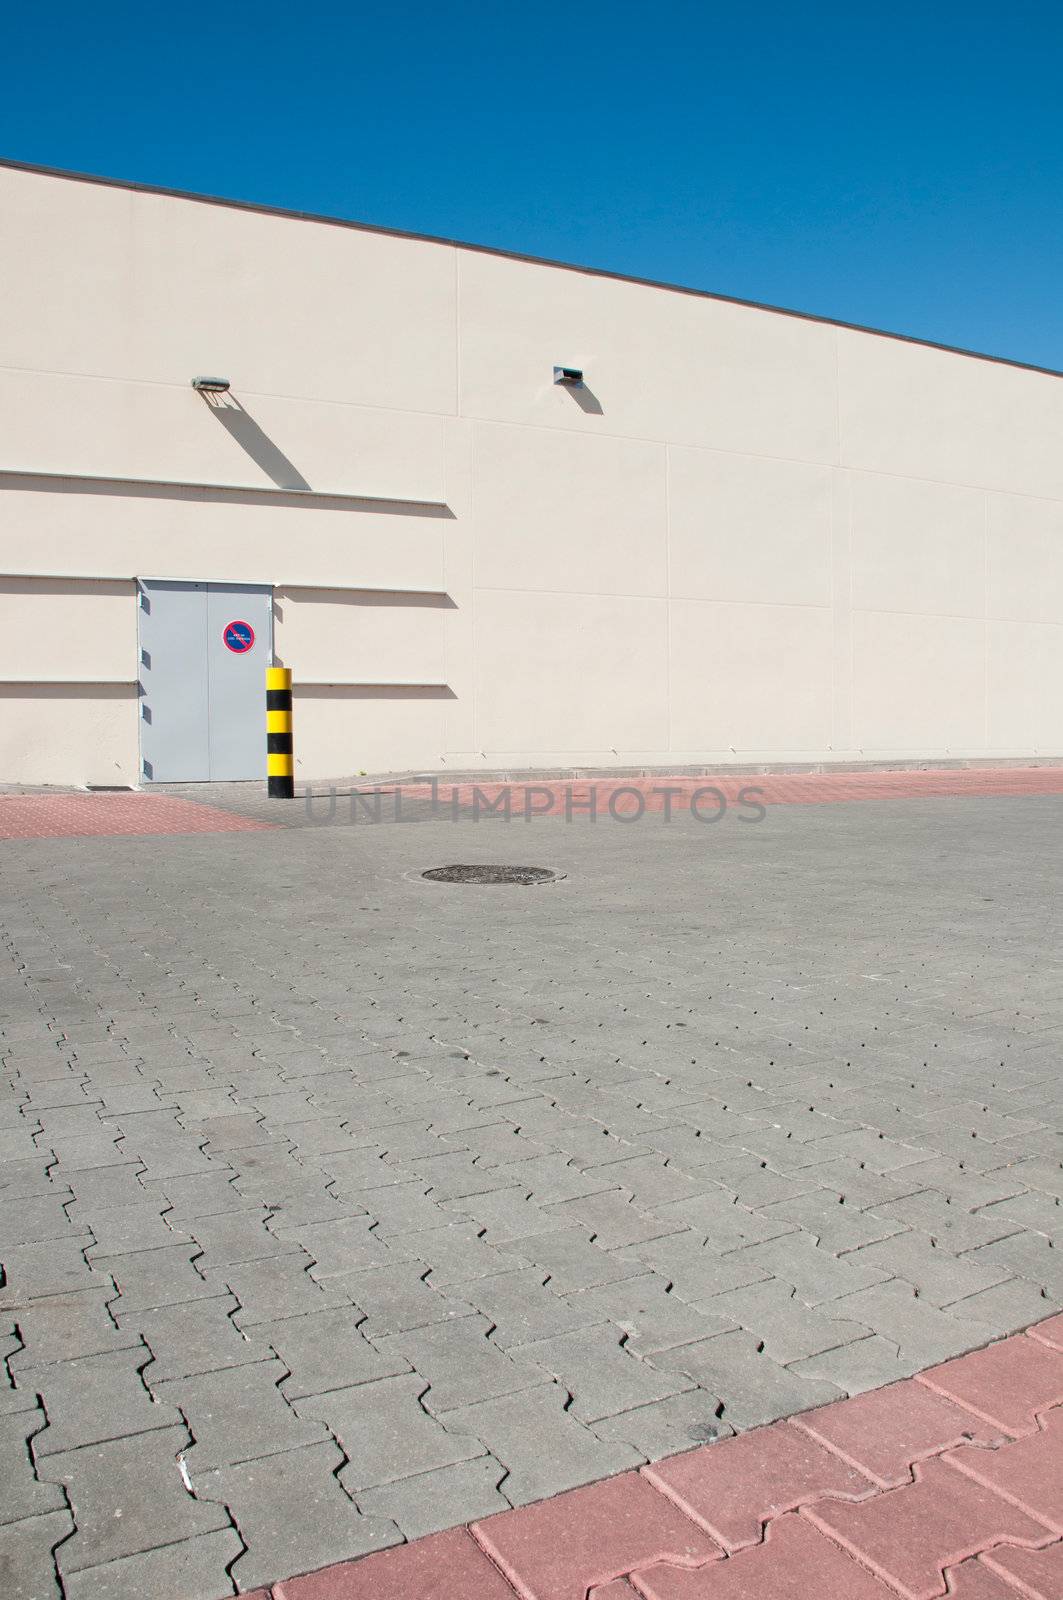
[223,620,256,654]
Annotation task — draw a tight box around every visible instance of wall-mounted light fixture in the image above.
[191,376,232,393]
[553,366,584,387]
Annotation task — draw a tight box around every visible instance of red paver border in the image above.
[401,766,1063,818]
[0,793,273,839]
[263,1318,1063,1600]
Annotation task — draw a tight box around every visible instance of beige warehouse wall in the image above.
[1,161,1062,784]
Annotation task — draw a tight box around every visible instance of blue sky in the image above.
[5,1,1062,369]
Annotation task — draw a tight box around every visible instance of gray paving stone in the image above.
[592,1391,735,1459]
[94,1245,219,1314]
[379,1314,542,1412]
[28,1345,182,1457]
[126,1297,262,1383]
[620,1231,771,1302]
[441,1381,641,1504]
[450,1268,602,1348]
[845,1231,1012,1307]
[0,1240,112,1309]
[725,1233,892,1305]
[822,1281,979,1366]
[649,1190,795,1252]
[40,1426,230,1573]
[297,1374,486,1490]
[647,1330,841,1430]
[157,1356,329,1469]
[562,1273,727,1357]
[414,1222,532,1286]
[0,1197,85,1250]
[250,1306,412,1398]
[197,1440,400,1590]
[439,1187,570,1244]
[962,1231,1063,1297]
[210,1251,352,1327]
[339,1262,474,1339]
[694,1278,873,1365]
[0,1409,67,1523]
[978,1188,1063,1239]
[355,1454,511,1539]
[518,1324,693,1422]
[0,1509,70,1600]
[547,1189,685,1250]
[789,1333,921,1395]
[8,1289,140,1370]
[504,1229,644,1295]
[944,1278,1052,1338]
[185,1207,301,1269]
[58,1530,242,1600]
[756,1192,907,1254]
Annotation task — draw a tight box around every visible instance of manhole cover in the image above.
[422,865,558,886]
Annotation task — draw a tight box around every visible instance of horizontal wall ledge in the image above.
[0,574,452,598]
[294,681,456,699]
[0,468,452,515]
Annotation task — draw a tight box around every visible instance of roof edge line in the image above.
[2,155,1061,383]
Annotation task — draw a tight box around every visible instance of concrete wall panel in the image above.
[852,610,985,751]
[849,473,986,619]
[458,252,838,460]
[275,590,447,685]
[0,369,446,502]
[0,167,457,413]
[474,424,666,596]
[669,599,833,753]
[0,578,136,682]
[474,590,668,752]
[668,449,832,607]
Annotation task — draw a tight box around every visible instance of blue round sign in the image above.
[223,620,255,654]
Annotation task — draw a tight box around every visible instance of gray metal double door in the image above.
[138,580,272,782]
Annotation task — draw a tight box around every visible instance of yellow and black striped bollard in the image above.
[265,666,295,798]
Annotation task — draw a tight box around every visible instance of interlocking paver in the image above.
[632,1512,899,1599]
[0,1509,70,1600]
[295,1372,486,1489]
[380,1313,542,1412]
[644,1418,874,1551]
[5,784,1063,1597]
[198,1440,401,1589]
[981,1540,1063,1598]
[40,1425,231,1573]
[917,1334,1063,1434]
[251,1305,412,1398]
[647,1331,840,1431]
[156,1357,329,1468]
[944,1409,1063,1533]
[0,1408,67,1523]
[58,1531,243,1600]
[805,1455,1052,1600]
[442,1381,641,1504]
[27,1345,182,1457]
[453,1266,601,1347]
[474,1469,721,1600]
[271,1525,519,1600]
[518,1325,693,1422]
[794,1377,1008,1486]
[356,1455,511,1540]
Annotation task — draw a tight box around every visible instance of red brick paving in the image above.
[0,793,273,839]
[643,1418,873,1551]
[981,1541,1063,1598]
[252,1321,1063,1600]
[471,1471,721,1599]
[405,766,1063,818]
[793,1381,1007,1487]
[917,1337,1063,1436]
